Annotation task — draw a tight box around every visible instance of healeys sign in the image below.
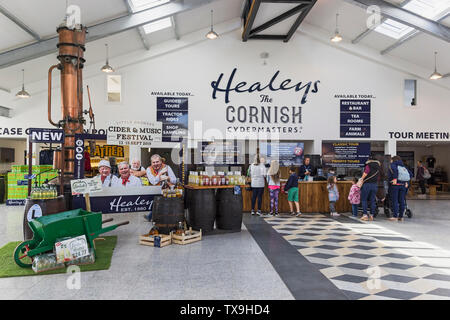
[210,68,320,136]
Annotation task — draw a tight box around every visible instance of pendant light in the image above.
[206,10,218,40]
[101,44,114,73]
[429,51,443,80]
[16,69,31,98]
[330,13,343,43]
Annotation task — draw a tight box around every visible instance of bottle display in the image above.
[175,221,184,235]
[30,185,58,200]
[211,171,218,186]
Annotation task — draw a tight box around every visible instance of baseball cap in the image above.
[98,160,111,168]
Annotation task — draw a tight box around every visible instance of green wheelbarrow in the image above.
[14,209,129,268]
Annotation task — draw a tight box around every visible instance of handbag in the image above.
[359,170,379,188]
[423,167,431,180]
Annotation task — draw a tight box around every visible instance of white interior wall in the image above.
[1,28,449,145]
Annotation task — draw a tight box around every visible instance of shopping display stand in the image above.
[23,128,65,240]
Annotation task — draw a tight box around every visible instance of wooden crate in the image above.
[139,232,172,247]
[172,227,202,245]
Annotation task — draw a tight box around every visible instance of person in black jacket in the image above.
[360,158,381,221]
[299,157,314,181]
[416,161,426,195]
[284,167,301,216]
[388,156,412,221]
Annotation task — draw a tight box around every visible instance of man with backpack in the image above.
[388,156,412,221]
[416,161,430,195]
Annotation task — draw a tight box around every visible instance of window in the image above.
[374,0,450,39]
[107,75,122,103]
[142,17,172,34]
[404,79,417,107]
[129,0,170,12]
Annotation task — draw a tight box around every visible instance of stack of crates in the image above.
[7,165,59,201]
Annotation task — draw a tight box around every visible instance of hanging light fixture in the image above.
[16,69,31,98]
[101,44,114,73]
[330,13,343,43]
[429,51,443,80]
[206,9,218,40]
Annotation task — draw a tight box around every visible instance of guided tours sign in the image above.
[156,97,188,142]
[107,120,162,146]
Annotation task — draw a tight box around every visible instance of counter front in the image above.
[242,181,352,213]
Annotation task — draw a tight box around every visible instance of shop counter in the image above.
[185,185,245,233]
[242,181,353,214]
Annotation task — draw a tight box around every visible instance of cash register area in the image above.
[1,199,450,300]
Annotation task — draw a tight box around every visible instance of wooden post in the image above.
[84,193,91,211]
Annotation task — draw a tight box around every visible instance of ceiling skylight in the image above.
[129,0,170,12]
[142,17,172,34]
[373,0,450,39]
[403,0,450,19]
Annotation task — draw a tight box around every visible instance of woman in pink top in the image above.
[266,160,281,216]
[348,177,361,217]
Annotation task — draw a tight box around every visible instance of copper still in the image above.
[48,23,87,182]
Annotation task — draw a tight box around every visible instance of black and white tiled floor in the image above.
[265,214,450,300]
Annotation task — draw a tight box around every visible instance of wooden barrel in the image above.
[152,196,185,234]
[23,196,68,240]
[216,188,243,231]
[186,189,216,233]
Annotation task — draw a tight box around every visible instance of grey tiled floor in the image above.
[0,205,294,300]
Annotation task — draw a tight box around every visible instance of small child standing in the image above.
[348,177,361,218]
[327,176,340,217]
[285,166,301,216]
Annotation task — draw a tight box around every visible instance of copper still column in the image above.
[48,24,87,185]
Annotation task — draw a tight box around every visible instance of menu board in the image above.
[322,142,370,168]
[259,142,304,166]
[156,97,188,142]
[199,141,244,165]
[340,100,371,138]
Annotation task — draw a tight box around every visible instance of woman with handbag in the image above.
[249,155,267,216]
[359,157,381,221]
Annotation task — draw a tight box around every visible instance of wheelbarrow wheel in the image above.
[13,240,35,268]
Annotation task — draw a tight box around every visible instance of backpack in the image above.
[423,167,431,179]
[397,166,410,181]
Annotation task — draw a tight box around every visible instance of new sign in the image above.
[28,128,65,143]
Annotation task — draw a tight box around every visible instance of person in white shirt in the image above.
[248,155,267,216]
[97,160,119,187]
[113,161,143,187]
[146,154,177,186]
[130,159,147,178]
